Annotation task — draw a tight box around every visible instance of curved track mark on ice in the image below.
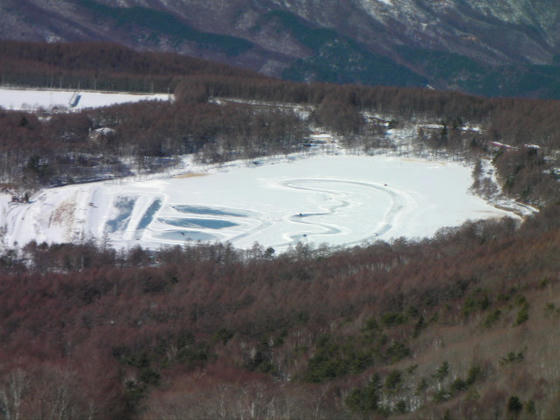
[270,178,409,248]
[283,179,348,241]
[220,208,272,244]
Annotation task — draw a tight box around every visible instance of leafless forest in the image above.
[0,41,559,419]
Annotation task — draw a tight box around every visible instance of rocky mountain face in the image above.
[3,0,560,97]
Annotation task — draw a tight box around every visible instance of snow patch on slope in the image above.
[0,87,171,111]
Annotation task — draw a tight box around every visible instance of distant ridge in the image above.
[2,0,560,97]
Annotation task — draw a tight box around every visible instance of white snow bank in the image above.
[0,87,171,111]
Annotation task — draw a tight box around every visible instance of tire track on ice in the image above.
[269,178,410,249]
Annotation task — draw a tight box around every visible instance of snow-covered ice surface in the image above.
[0,87,170,111]
[0,154,528,253]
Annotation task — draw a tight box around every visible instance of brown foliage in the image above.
[0,206,557,417]
[1,40,560,418]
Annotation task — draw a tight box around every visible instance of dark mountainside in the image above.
[0,42,559,419]
[3,0,560,98]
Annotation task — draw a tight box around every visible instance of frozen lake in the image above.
[1,154,524,252]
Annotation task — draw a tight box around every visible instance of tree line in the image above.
[0,40,260,92]
[0,100,307,189]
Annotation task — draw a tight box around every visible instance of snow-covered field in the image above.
[0,87,170,111]
[0,154,529,252]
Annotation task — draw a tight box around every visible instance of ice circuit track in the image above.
[0,154,526,252]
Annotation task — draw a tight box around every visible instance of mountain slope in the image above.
[2,0,560,97]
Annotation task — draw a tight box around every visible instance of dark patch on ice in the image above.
[297,212,325,218]
[292,234,309,241]
[137,199,162,230]
[106,197,136,233]
[160,218,238,229]
[173,205,246,217]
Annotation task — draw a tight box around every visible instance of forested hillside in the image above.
[0,41,559,419]
[0,40,260,92]
[4,0,560,98]
[0,200,559,419]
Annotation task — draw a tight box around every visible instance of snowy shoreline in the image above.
[0,151,534,253]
